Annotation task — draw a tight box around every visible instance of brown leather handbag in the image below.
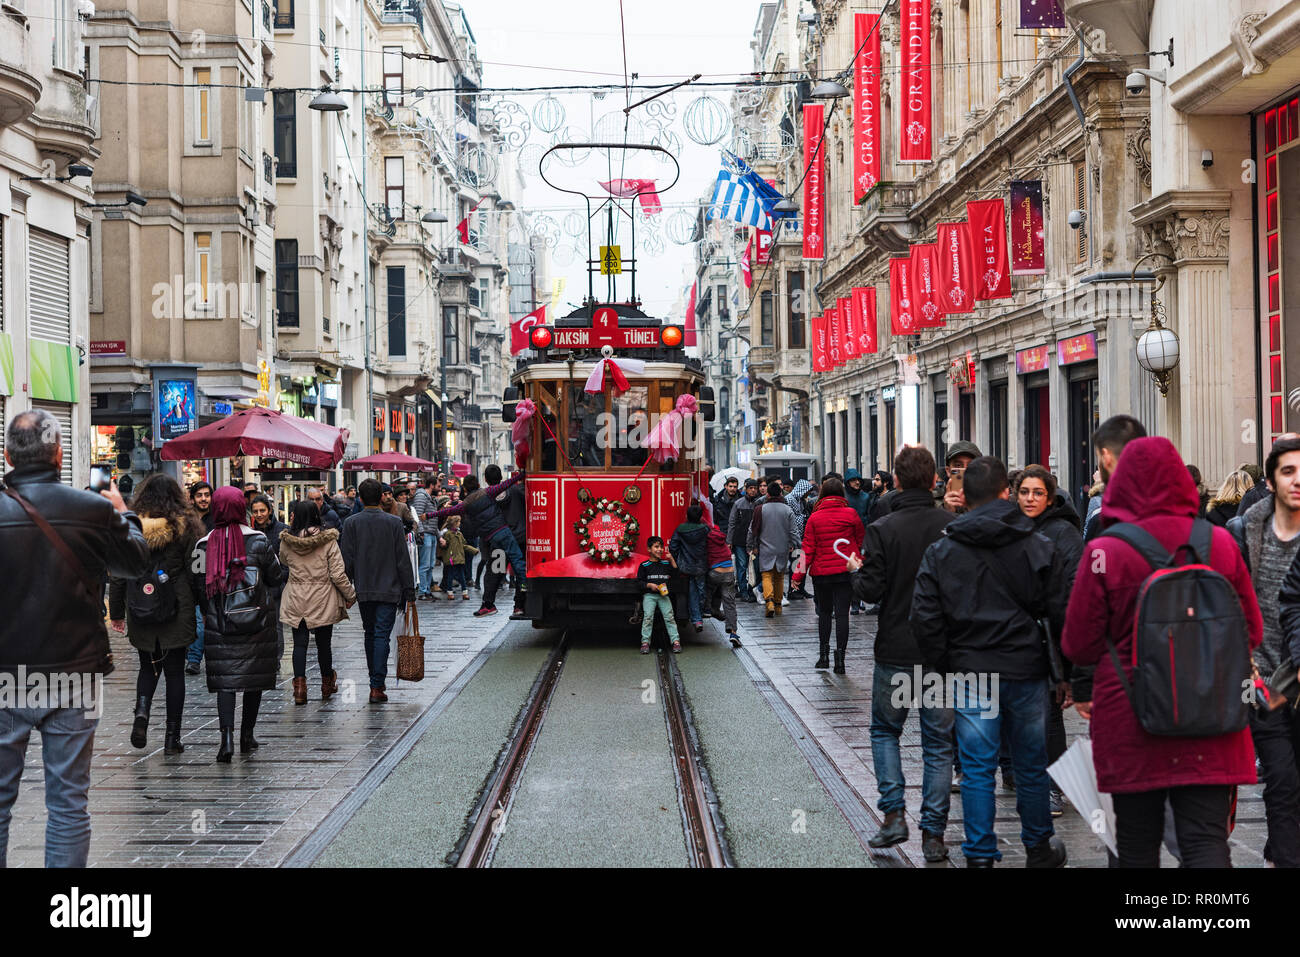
[395,601,425,682]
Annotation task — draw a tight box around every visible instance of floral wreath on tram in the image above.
[573,497,640,564]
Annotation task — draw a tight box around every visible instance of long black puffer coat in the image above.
[191,526,284,693]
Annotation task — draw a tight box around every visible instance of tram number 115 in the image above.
[669,491,686,508]
[531,490,547,507]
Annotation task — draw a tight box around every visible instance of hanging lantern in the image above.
[1132,256,1179,397]
[532,96,565,133]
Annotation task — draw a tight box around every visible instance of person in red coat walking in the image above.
[801,476,865,674]
[1062,436,1262,867]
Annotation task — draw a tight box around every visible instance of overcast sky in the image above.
[468,0,765,319]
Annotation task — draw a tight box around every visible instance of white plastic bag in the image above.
[1048,737,1116,855]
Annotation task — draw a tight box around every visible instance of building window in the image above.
[383,47,403,105]
[387,266,406,357]
[275,239,299,327]
[1074,160,1088,262]
[760,291,773,346]
[274,0,294,28]
[995,0,1004,79]
[195,233,212,307]
[52,0,72,72]
[443,305,459,365]
[195,68,212,144]
[786,271,805,348]
[273,91,296,178]
[385,157,404,220]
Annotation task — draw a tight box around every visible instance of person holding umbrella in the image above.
[191,486,284,762]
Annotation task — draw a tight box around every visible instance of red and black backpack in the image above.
[1100,519,1251,737]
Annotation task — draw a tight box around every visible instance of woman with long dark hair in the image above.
[191,485,284,762]
[108,473,204,755]
[278,500,355,704]
[800,476,866,673]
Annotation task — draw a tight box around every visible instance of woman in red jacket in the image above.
[801,477,865,674]
[1062,437,1262,867]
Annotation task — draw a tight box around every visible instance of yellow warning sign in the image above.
[599,245,622,275]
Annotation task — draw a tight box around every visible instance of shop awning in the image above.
[342,452,438,472]
[159,407,347,469]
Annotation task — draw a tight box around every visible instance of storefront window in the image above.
[1260,94,1300,441]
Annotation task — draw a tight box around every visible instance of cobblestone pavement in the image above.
[4,591,515,867]
[729,590,1270,868]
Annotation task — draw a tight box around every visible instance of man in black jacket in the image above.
[911,456,1068,869]
[307,485,341,530]
[712,477,741,536]
[0,409,150,867]
[340,478,415,703]
[846,446,954,862]
[435,467,524,618]
[726,479,761,602]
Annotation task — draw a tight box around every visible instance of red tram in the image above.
[504,303,715,630]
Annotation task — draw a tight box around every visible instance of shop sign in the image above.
[90,340,127,357]
[30,340,79,402]
[212,401,233,416]
[372,400,386,436]
[881,385,897,402]
[1016,345,1051,374]
[1057,332,1098,366]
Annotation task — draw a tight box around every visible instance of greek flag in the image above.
[706,151,793,231]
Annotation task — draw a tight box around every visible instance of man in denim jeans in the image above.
[340,478,415,703]
[0,410,149,866]
[911,455,1069,868]
[847,445,955,862]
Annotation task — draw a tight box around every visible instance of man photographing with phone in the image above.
[0,409,150,867]
[943,441,981,514]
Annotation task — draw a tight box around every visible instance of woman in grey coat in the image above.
[747,479,794,618]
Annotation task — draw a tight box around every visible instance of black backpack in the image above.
[126,562,179,626]
[1100,519,1251,737]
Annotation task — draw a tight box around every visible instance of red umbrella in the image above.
[159,407,347,469]
[450,461,473,478]
[342,452,438,471]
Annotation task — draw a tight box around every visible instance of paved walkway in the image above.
[729,590,1269,868]
[4,593,515,867]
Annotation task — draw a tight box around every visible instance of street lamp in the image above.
[810,78,850,99]
[1131,255,1179,397]
[309,87,348,112]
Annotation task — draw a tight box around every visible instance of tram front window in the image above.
[567,386,604,467]
[612,386,650,467]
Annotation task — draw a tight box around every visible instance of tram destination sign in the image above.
[551,325,664,350]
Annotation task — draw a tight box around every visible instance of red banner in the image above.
[899,0,932,163]
[889,259,917,336]
[854,13,882,201]
[811,312,828,372]
[803,103,825,259]
[741,235,753,288]
[756,229,772,264]
[827,301,844,368]
[967,198,1012,299]
[852,287,877,354]
[685,282,698,346]
[838,296,856,361]
[936,222,977,314]
[1009,180,1046,275]
[909,243,946,327]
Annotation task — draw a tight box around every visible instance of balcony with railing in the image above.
[857,182,918,253]
[382,0,424,31]
[263,151,274,184]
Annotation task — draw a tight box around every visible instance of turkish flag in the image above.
[889,258,917,336]
[510,305,547,354]
[852,286,877,354]
[827,302,844,368]
[967,199,1012,299]
[742,235,753,288]
[899,0,932,162]
[936,222,977,314]
[909,243,946,328]
[685,282,697,346]
[457,198,483,245]
[599,178,662,215]
[811,312,828,372]
[838,296,857,361]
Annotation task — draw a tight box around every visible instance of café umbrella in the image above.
[158,406,347,469]
[342,452,438,471]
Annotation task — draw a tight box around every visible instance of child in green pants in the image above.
[636,536,680,654]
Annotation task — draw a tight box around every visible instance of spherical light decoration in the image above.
[642,95,678,131]
[517,144,545,179]
[641,231,665,256]
[490,100,532,149]
[550,129,591,167]
[530,213,560,248]
[531,95,565,134]
[683,94,731,145]
[650,127,682,164]
[563,211,585,237]
[595,111,644,144]
[552,243,576,266]
[666,208,697,245]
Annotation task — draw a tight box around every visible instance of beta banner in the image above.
[827,301,845,368]
[899,0,932,162]
[909,243,946,327]
[967,198,1013,299]
[838,296,857,361]
[1009,180,1046,276]
[803,103,826,259]
[936,222,977,314]
[889,258,917,336]
[854,12,882,200]
[852,286,877,354]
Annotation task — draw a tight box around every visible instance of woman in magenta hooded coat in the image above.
[1062,437,1261,867]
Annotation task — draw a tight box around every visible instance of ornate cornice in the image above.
[1131,190,1231,265]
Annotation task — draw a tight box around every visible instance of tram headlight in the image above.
[529,326,553,349]
[660,325,684,347]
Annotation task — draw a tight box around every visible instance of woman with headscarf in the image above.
[191,486,285,762]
